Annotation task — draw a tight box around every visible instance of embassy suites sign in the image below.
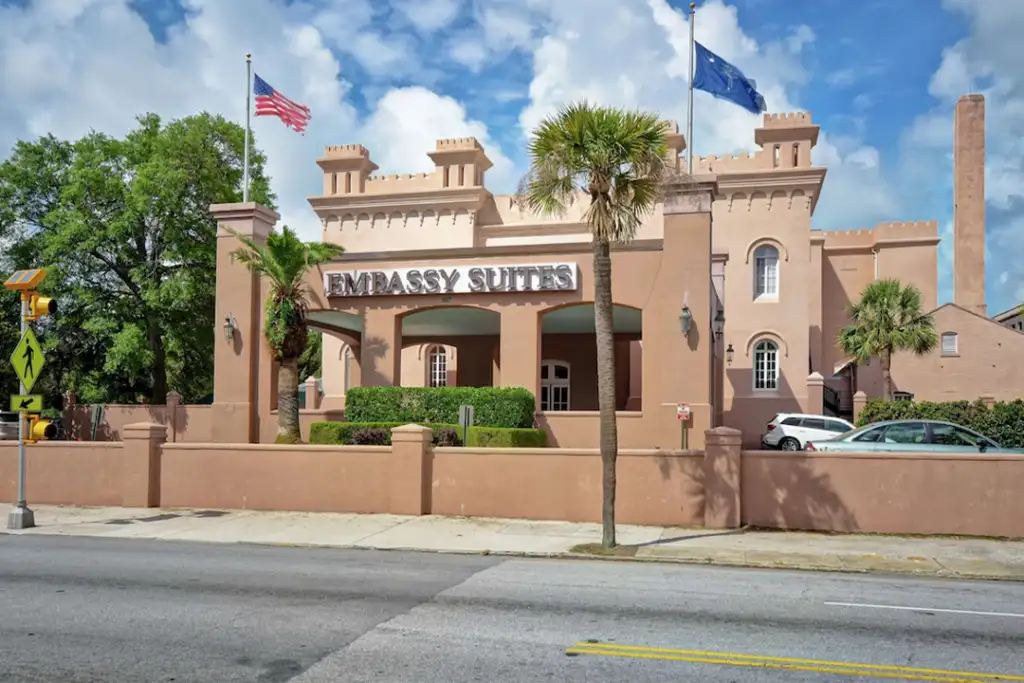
[323,262,579,297]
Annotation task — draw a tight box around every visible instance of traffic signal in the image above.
[25,415,57,443]
[25,292,57,321]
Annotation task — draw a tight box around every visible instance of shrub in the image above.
[309,421,547,448]
[351,427,391,445]
[857,398,1024,448]
[434,428,462,447]
[344,387,536,429]
[466,426,548,448]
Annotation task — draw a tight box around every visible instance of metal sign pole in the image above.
[9,295,34,529]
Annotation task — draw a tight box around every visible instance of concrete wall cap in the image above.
[705,426,742,438]
[806,371,825,383]
[122,422,168,435]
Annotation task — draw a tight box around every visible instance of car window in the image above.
[882,422,927,444]
[852,426,884,442]
[826,420,851,433]
[781,417,802,426]
[931,423,998,448]
[801,418,826,430]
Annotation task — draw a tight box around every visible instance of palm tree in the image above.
[521,101,669,548]
[837,278,938,400]
[229,226,343,443]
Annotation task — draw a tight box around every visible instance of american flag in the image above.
[253,73,311,134]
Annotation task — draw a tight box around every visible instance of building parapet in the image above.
[821,220,939,250]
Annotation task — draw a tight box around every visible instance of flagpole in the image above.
[243,52,252,203]
[686,2,696,175]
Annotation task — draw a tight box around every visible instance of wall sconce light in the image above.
[223,313,238,343]
[725,343,735,365]
[679,305,693,334]
[713,309,725,340]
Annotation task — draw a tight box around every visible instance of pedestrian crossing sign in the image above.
[10,327,45,393]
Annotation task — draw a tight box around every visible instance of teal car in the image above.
[804,419,1024,454]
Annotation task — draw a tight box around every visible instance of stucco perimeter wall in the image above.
[0,441,125,506]
[4,425,1022,538]
[742,450,1024,538]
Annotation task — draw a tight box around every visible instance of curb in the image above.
[235,539,1024,582]
[7,531,1023,582]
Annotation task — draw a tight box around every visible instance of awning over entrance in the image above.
[833,358,856,376]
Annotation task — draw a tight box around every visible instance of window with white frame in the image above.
[753,340,779,390]
[940,332,958,356]
[753,245,780,299]
[540,360,571,411]
[428,346,447,387]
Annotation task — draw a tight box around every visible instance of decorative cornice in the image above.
[714,167,827,213]
[332,238,665,264]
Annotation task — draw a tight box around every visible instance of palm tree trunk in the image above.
[277,357,302,443]
[881,348,892,401]
[592,236,619,548]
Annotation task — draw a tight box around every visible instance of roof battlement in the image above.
[821,221,939,248]
[761,112,813,128]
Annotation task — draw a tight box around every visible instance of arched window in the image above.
[428,346,447,387]
[753,245,779,299]
[753,340,779,390]
[540,360,571,411]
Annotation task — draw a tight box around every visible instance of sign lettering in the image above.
[324,263,579,297]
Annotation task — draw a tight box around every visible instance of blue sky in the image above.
[1,0,1021,315]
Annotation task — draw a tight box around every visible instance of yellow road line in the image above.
[567,643,1024,682]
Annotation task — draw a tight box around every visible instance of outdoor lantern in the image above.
[713,309,725,339]
[725,343,735,365]
[679,305,693,334]
[223,313,238,343]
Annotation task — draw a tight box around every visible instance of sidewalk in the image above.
[4,505,1023,580]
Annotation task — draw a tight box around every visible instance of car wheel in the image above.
[779,437,801,451]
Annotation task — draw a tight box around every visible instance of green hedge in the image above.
[857,398,1024,448]
[343,387,536,429]
[309,421,547,448]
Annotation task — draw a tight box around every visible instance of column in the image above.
[852,390,867,423]
[805,372,824,414]
[499,307,541,404]
[389,424,433,515]
[703,426,742,529]
[361,309,400,386]
[210,202,279,443]
[121,422,166,508]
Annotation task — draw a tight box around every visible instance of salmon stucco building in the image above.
[207,93,1023,448]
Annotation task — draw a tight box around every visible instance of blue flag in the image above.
[693,42,767,114]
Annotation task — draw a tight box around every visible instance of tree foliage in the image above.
[837,278,938,400]
[0,112,273,406]
[229,225,343,443]
[520,101,669,548]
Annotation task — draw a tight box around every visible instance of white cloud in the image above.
[509,0,894,230]
[0,0,509,242]
[360,86,516,188]
[393,0,462,32]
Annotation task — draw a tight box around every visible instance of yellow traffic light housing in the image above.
[25,415,57,444]
[25,292,57,321]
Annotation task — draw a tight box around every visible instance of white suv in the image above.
[762,413,854,451]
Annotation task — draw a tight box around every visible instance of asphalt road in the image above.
[1,536,1023,682]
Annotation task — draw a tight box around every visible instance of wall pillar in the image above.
[805,372,824,414]
[121,422,166,508]
[210,202,279,443]
[852,390,867,423]
[361,309,401,386]
[980,394,995,409]
[165,391,181,443]
[389,424,433,515]
[704,426,742,529]
[303,376,320,409]
[499,307,541,407]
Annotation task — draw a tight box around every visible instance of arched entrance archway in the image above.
[538,303,643,411]
[399,306,501,388]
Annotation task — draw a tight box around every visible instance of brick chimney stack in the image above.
[953,94,987,317]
